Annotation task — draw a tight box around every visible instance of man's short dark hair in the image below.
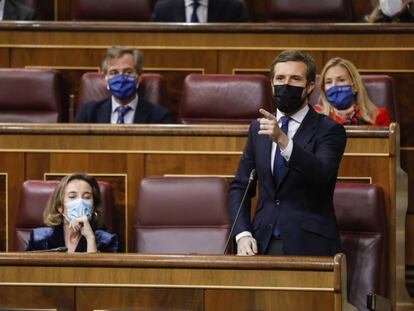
[269,50,316,84]
[101,46,143,74]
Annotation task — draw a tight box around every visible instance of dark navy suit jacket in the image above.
[75,97,173,124]
[228,106,347,256]
[26,224,118,252]
[152,0,247,22]
[3,0,36,20]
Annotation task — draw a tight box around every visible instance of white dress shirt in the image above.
[110,95,138,124]
[235,105,310,243]
[0,0,6,20]
[185,0,208,23]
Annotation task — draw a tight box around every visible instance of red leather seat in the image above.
[0,68,65,123]
[334,183,387,310]
[265,0,354,22]
[310,74,396,120]
[134,177,230,254]
[13,179,116,251]
[71,0,151,21]
[76,72,167,118]
[179,74,273,124]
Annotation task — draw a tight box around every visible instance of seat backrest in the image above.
[310,74,396,120]
[0,68,64,123]
[13,179,116,251]
[134,177,230,254]
[71,0,151,21]
[265,0,354,22]
[76,72,167,113]
[179,74,273,124]
[334,183,387,311]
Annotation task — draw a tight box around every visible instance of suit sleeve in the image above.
[288,120,346,184]
[227,122,257,236]
[75,103,90,123]
[233,0,248,22]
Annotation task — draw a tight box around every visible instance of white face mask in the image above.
[63,198,93,223]
[380,0,404,16]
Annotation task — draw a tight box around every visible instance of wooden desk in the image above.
[0,122,409,309]
[0,252,355,311]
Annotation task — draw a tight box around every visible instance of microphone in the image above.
[223,169,257,254]
[30,246,68,253]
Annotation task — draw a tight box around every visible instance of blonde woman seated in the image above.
[26,173,118,253]
[315,57,391,126]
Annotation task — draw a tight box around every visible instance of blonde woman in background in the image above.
[315,57,390,126]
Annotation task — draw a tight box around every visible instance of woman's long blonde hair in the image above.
[318,57,378,124]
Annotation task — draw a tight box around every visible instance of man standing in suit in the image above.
[228,50,346,256]
[1,0,36,20]
[152,0,247,23]
[76,46,172,124]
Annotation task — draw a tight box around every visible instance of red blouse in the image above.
[313,105,391,126]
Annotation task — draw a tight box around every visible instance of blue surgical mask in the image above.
[64,198,93,223]
[325,85,355,110]
[107,74,137,100]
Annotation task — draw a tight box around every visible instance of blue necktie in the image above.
[191,0,200,23]
[273,116,290,183]
[273,115,290,238]
[116,105,132,124]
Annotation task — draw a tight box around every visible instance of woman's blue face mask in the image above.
[325,85,355,110]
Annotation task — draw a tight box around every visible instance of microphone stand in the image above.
[223,169,257,254]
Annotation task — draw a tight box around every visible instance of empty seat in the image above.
[0,68,65,122]
[310,74,396,120]
[71,0,151,21]
[76,72,167,117]
[265,0,354,22]
[13,179,116,251]
[134,177,230,254]
[334,183,387,310]
[179,74,273,124]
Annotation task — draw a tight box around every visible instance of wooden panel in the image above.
[0,286,74,311]
[0,153,25,252]
[77,287,203,311]
[0,175,5,252]
[205,289,335,311]
[0,48,9,67]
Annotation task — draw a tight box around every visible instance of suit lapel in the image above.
[276,106,318,189]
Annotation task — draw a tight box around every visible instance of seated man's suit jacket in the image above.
[75,97,173,124]
[152,0,247,22]
[26,224,118,252]
[228,106,347,256]
[3,0,36,20]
